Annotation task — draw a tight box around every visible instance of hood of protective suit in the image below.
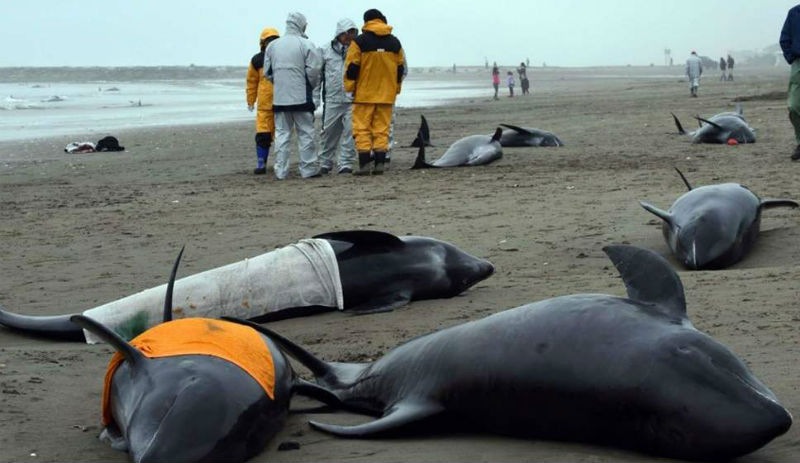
[286,11,308,36]
[335,18,357,37]
[260,27,279,42]
[362,19,393,36]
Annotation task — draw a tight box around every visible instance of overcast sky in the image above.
[0,1,796,68]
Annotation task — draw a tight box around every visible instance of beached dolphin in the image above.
[672,105,756,144]
[0,230,494,342]
[70,249,335,463]
[412,123,503,168]
[640,168,798,269]
[497,123,564,147]
[229,244,793,461]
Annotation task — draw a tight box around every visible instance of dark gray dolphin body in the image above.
[0,230,494,341]
[233,245,792,461]
[672,105,756,144]
[412,128,503,168]
[69,250,335,463]
[497,123,564,147]
[640,169,798,269]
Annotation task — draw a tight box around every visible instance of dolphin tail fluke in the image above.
[309,400,445,437]
[760,199,800,210]
[602,245,687,320]
[490,127,503,142]
[0,305,85,341]
[674,167,693,191]
[639,201,674,225]
[409,115,432,147]
[672,113,687,135]
[411,137,435,169]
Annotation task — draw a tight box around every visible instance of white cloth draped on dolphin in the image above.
[82,238,343,344]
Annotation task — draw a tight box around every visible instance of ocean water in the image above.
[0,76,487,142]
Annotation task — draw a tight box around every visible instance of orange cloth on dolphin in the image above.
[102,318,275,426]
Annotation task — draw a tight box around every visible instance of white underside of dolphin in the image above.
[82,239,343,343]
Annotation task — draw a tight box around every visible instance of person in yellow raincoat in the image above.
[246,28,279,175]
[344,9,405,175]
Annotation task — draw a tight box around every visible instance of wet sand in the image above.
[0,65,798,462]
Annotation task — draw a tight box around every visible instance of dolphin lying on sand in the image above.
[0,230,494,342]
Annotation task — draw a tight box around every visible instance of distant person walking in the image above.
[264,12,322,180]
[345,8,405,176]
[685,50,703,97]
[507,71,515,97]
[246,27,280,175]
[719,57,727,81]
[517,62,530,95]
[727,54,735,81]
[491,63,500,100]
[780,5,800,160]
[317,18,359,175]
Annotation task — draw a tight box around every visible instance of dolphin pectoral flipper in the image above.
[672,113,687,135]
[760,198,800,210]
[694,116,724,130]
[489,127,503,142]
[70,315,146,366]
[602,245,687,320]
[639,201,673,225]
[674,167,693,191]
[310,400,445,437]
[346,291,412,314]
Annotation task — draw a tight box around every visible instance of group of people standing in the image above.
[245,8,406,179]
[719,55,735,81]
[684,51,735,98]
[491,62,530,100]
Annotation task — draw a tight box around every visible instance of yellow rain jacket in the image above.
[246,28,279,133]
[102,318,275,426]
[344,20,405,104]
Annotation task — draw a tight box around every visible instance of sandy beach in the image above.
[0,65,798,462]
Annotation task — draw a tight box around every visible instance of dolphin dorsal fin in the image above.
[70,315,146,366]
[674,167,693,191]
[162,246,185,323]
[639,201,673,226]
[499,123,533,135]
[313,230,405,248]
[603,245,687,320]
[489,127,503,143]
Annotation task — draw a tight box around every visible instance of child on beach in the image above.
[507,71,515,97]
[492,64,500,100]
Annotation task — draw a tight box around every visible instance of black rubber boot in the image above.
[354,151,372,176]
[373,151,386,175]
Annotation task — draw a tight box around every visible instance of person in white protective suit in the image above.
[317,19,359,174]
[264,12,323,179]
